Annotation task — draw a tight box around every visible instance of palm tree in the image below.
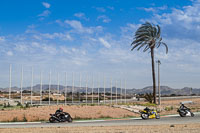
[131,22,168,104]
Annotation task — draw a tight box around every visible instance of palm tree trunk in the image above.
[150,48,156,104]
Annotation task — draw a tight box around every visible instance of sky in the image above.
[0,0,200,89]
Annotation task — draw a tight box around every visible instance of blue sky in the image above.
[0,0,200,89]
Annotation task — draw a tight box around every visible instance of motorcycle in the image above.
[49,112,73,123]
[177,103,194,117]
[140,107,160,120]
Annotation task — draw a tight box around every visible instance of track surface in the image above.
[0,114,200,128]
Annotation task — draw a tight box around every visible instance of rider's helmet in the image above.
[59,107,63,112]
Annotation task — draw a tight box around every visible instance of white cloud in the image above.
[107,6,114,10]
[99,38,111,48]
[42,45,57,55]
[41,33,73,41]
[65,20,103,34]
[74,13,89,20]
[140,5,168,13]
[97,15,111,23]
[14,44,29,52]
[38,10,51,17]
[96,7,106,12]
[6,51,13,56]
[0,36,5,42]
[42,2,50,8]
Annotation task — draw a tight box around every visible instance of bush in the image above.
[3,103,7,108]
[42,97,53,101]
[12,117,18,122]
[25,103,30,108]
[23,115,28,122]
[17,102,22,106]
[144,93,153,103]
[165,106,174,111]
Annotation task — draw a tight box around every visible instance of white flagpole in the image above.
[98,74,100,105]
[86,74,88,105]
[72,72,74,104]
[79,72,81,104]
[110,77,112,104]
[31,67,33,105]
[115,80,117,104]
[125,79,127,104]
[57,72,59,105]
[48,70,51,105]
[92,74,94,104]
[40,70,42,105]
[20,66,23,104]
[120,79,122,103]
[9,64,12,102]
[104,75,105,104]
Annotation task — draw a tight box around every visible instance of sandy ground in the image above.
[0,97,200,122]
[0,105,138,122]
[0,123,200,133]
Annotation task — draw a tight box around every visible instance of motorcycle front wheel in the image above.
[156,114,160,119]
[68,117,73,123]
[191,112,194,117]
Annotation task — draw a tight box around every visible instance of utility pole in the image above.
[20,66,23,104]
[157,60,161,105]
[9,64,12,102]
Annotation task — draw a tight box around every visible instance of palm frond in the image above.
[161,42,168,54]
[137,43,147,51]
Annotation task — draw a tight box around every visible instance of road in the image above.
[0,114,200,128]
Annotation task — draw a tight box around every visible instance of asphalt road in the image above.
[0,114,200,128]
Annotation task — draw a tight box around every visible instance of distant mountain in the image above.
[1,85,200,95]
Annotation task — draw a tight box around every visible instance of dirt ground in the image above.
[0,105,138,122]
[1,123,200,133]
[0,97,200,122]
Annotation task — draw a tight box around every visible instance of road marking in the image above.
[0,122,41,125]
[75,120,105,123]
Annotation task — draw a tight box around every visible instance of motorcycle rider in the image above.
[179,103,190,111]
[55,107,64,119]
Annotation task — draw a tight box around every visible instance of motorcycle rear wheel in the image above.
[49,117,56,123]
[141,113,148,120]
[179,112,186,117]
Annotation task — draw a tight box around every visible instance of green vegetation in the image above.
[144,93,153,103]
[164,106,174,111]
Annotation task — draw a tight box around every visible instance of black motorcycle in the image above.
[177,104,194,117]
[49,112,73,123]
